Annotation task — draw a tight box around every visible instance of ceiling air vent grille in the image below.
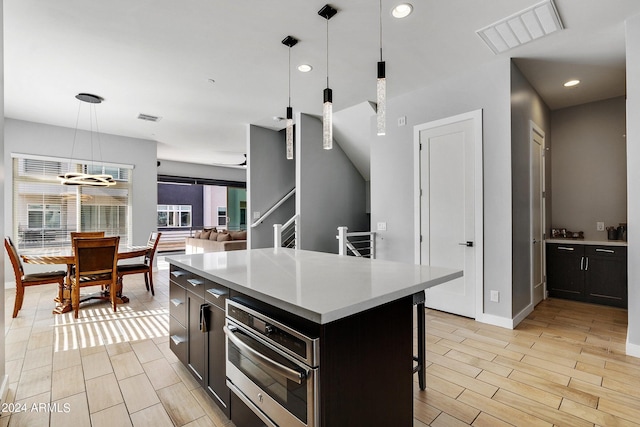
[137,113,161,122]
[476,0,564,54]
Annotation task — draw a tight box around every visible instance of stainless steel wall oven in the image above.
[224,299,320,427]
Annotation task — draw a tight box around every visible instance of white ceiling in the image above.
[4,1,640,169]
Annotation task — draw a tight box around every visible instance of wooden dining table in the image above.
[21,245,149,314]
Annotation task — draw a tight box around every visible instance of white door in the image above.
[531,123,546,305]
[416,112,481,319]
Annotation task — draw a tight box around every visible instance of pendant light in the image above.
[58,93,116,187]
[318,4,337,150]
[282,36,298,160]
[377,0,386,136]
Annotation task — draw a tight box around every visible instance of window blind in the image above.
[12,155,133,250]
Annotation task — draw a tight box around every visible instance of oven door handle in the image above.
[224,325,307,384]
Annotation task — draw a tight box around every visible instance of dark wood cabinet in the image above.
[584,246,627,307]
[546,242,627,308]
[205,283,230,417]
[169,265,230,417]
[187,292,206,384]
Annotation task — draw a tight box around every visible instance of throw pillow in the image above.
[194,231,202,239]
[201,230,212,240]
[217,233,231,242]
[209,232,219,241]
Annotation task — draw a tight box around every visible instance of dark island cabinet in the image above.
[169,265,231,417]
[205,281,230,417]
[546,243,627,308]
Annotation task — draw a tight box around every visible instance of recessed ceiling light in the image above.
[298,64,312,72]
[392,3,413,18]
[564,79,580,87]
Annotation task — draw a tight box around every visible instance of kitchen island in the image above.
[167,248,462,427]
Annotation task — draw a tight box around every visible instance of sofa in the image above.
[185,229,247,254]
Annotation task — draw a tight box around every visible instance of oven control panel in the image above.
[227,299,319,366]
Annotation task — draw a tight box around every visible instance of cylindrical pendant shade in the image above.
[323,88,333,150]
[286,106,294,159]
[377,61,386,136]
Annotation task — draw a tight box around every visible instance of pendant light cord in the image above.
[288,47,292,108]
[379,0,383,61]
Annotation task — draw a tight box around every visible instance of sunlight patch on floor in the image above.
[53,306,169,351]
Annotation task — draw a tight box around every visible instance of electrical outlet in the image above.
[596,221,605,231]
[397,116,406,126]
[377,222,387,231]
[490,290,500,303]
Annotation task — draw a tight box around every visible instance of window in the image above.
[217,207,227,227]
[157,205,192,228]
[13,155,132,249]
[27,204,61,229]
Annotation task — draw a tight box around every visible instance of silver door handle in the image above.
[458,241,473,247]
[596,248,615,253]
[187,278,204,287]
[580,256,584,270]
[170,335,185,346]
[223,326,307,384]
[585,256,589,271]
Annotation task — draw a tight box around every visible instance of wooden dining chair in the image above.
[70,231,105,248]
[117,232,162,296]
[4,236,67,318]
[70,236,120,319]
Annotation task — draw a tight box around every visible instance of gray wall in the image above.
[626,14,640,353]
[247,125,296,249]
[297,113,368,253]
[158,159,246,183]
[510,62,552,316]
[3,119,158,279]
[551,97,627,240]
[370,58,513,320]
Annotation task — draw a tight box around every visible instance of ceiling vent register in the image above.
[476,0,564,54]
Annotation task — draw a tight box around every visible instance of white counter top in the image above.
[167,248,462,324]
[546,239,627,247]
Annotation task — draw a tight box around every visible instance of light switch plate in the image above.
[253,211,261,220]
[377,222,387,231]
[597,221,605,231]
[490,290,500,302]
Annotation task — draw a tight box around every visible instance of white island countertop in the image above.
[167,248,462,324]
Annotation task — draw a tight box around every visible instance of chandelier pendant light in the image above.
[282,36,298,160]
[318,4,337,150]
[58,93,116,187]
[377,0,386,136]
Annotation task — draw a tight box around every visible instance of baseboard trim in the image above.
[475,312,515,329]
[626,336,640,358]
[512,303,534,328]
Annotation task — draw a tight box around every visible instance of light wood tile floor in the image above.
[4,260,639,426]
[416,299,640,426]
[3,263,232,427]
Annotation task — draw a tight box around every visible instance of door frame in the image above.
[413,109,484,319]
[530,121,547,305]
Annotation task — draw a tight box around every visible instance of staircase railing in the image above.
[337,226,376,259]
[250,187,296,228]
[274,214,298,249]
